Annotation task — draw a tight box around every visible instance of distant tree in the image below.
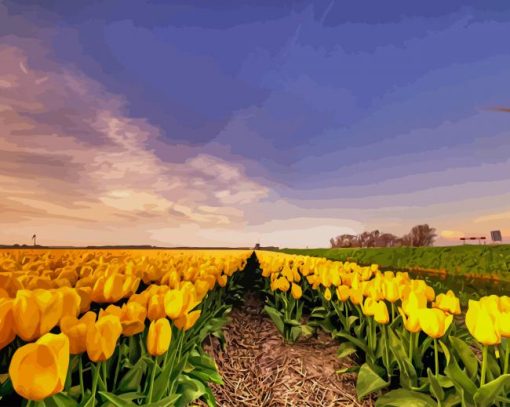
[330,224,436,248]
[406,224,436,247]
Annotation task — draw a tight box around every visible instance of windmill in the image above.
[32,234,37,246]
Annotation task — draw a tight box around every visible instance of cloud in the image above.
[0,40,269,244]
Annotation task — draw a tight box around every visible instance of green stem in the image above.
[481,345,488,386]
[102,360,108,392]
[79,357,85,401]
[169,329,186,396]
[434,339,439,377]
[91,362,101,407]
[384,326,391,377]
[409,332,414,360]
[65,355,73,391]
[113,346,121,391]
[504,340,510,375]
[147,356,159,404]
[391,303,395,321]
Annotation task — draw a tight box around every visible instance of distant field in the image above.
[281,245,510,280]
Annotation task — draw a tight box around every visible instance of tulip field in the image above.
[1,248,510,406]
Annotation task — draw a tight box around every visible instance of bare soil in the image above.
[198,295,374,407]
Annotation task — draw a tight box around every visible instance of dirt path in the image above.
[200,294,374,407]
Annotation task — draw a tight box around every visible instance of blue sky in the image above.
[1,1,510,246]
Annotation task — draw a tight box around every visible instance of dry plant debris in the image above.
[198,294,374,407]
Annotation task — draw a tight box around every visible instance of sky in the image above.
[1,0,510,248]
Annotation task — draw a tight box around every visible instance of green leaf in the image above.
[375,389,437,407]
[356,363,389,400]
[300,324,314,340]
[45,393,79,407]
[448,336,478,380]
[117,358,146,393]
[336,366,360,374]
[0,374,13,397]
[98,392,137,407]
[140,394,180,407]
[426,368,445,402]
[444,356,477,404]
[473,374,510,407]
[337,342,358,359]
[290,326,302,343]
[388,328,417,389]
[174,375,207,407]
[335,332,368,354]
[264,305,285,336]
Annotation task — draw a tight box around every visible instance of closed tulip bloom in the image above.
[194,279,210,299]
[103,273,125,303]
[147,318,172,356]
[382,279,400,303]
[499,311,510,338]
[86,315,122,362]
[374,301,390,324]
[324,287,332,301]
[76,287,92,314]
[9,333,69,401]
[434,290,461,315]
[336,285,350,302]
[291,283,302,300]
[60,311,96,354]
[174,310,201,331]
[58,287,81,321]
[217,274,228,287]
[362,297,377,316]
[402,290,427,315]
[147,294,166,321]
[418,308,453,339]
[465,300,501,345]
[12,290,41,341]
[399,307,420,333]
[0,298,16,350]
[119,302,147,336]
[164,289,185,320]
[349,288,364,305]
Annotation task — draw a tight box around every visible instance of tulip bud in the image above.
[147,318,172,356]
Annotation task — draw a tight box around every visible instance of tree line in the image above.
[330,224,436,248]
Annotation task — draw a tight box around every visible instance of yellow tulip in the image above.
[349,288,363,305]
[9,333,69,401]
[499,311,510,338]
[58,287,81,321]
[164,289,185,320]
[174,310,202,331]
[217,274,228,287]
[336,285,350,302]
[402,290,427,315]
[147,318,172,356]
[291,283,302,300]
[60,311,96,354]
[0,298,16,350]
[86,315,122,362]
[434,290,461,315]
[147,294,166,321]
[374,301,390,324]
[382,279,400,303]
[418,308,453,339]
[324,287,332,301]
[362,297,377,316]
[76,286,92,314]
[119,302,147,336]
[465,300,501,345]
[103,273,125,303]
[399,307,421,333]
